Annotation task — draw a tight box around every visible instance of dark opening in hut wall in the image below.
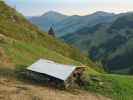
[24,70,82,88]
[25,70,64,88]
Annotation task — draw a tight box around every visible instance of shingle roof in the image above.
[27,59,76,81]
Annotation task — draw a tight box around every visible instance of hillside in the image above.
[83,73,133,100]
[0,1,101,71]
[1,1,133,100]
[0,1,109,100]
[0,75,110,100]
[61,13,133,74]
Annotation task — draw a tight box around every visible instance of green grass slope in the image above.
[0,1,100,73]
[83,73,133,100]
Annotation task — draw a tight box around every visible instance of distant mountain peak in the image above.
[42,11,67,17]
[92,11,115,16]
[30,11,68,31]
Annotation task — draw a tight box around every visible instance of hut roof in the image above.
[27,59,76,81]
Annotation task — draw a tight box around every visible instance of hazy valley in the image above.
[30,11,133,74]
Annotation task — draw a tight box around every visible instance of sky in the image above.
[5,0,133,16]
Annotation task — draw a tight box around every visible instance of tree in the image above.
[48,27,55,37]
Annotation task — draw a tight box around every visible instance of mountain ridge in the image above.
[62,13,133,74]
[42,11,67,17]
[30,11,68,32]
[29,11,116,37]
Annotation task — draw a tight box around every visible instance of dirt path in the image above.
[0,76,111,100]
